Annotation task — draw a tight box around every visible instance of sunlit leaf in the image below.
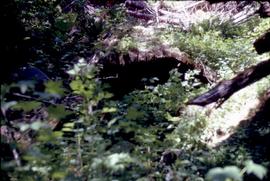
[63,122,74,128]
[69,79,86,96]
[45,81,65,97]
[66,69,76,75]
[102,107,117,113]
[62,127,73,132]
[165,112,181,122]
[104,153,133,171]
[245,160,267,179]
[206,166,242,181]
[107,118,118,127]
[53,131,63,138]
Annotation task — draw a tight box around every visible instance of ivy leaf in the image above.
[206,166,242,181]
[245,160,267,179]
[12,101,41,112]
[47,105,71,120]
[45,81,65,97]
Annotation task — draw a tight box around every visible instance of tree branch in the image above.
[188,59,270,106]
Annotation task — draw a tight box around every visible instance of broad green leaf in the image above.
[62,127,73,132]
[63,122,74,128]
[47,105,71,120]
[45,81,65,97]
[70,79,83,91]
[12,101,41,112]
[245,160,267,179]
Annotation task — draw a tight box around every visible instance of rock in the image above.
[12,65,50,82]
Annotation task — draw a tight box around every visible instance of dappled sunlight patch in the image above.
[200,77,270,147]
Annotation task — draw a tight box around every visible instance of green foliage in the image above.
[45,81,65,97]
[55,13,77,32]
[1,1,270,181]
[11,101,42,112]
[2,60,269,180]
[47,105,71,120]
[162,17,270,78]
[206,166,243,181]
[118,36,137,52]
[245,160,268,180]
[206,161,267,181]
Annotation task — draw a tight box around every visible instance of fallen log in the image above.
[188,59,270,106]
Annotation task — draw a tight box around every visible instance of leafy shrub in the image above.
[206,160,267,181]
[1,1,269,180]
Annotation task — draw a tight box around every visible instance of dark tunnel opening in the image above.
[99,58,196,98]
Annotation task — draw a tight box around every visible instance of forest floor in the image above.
[195,77,270,147]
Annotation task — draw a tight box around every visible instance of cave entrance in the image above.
[99,58,193,97]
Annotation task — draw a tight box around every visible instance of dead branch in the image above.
[188,59,270,106]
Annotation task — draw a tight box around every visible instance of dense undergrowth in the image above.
[1,0,270,180]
